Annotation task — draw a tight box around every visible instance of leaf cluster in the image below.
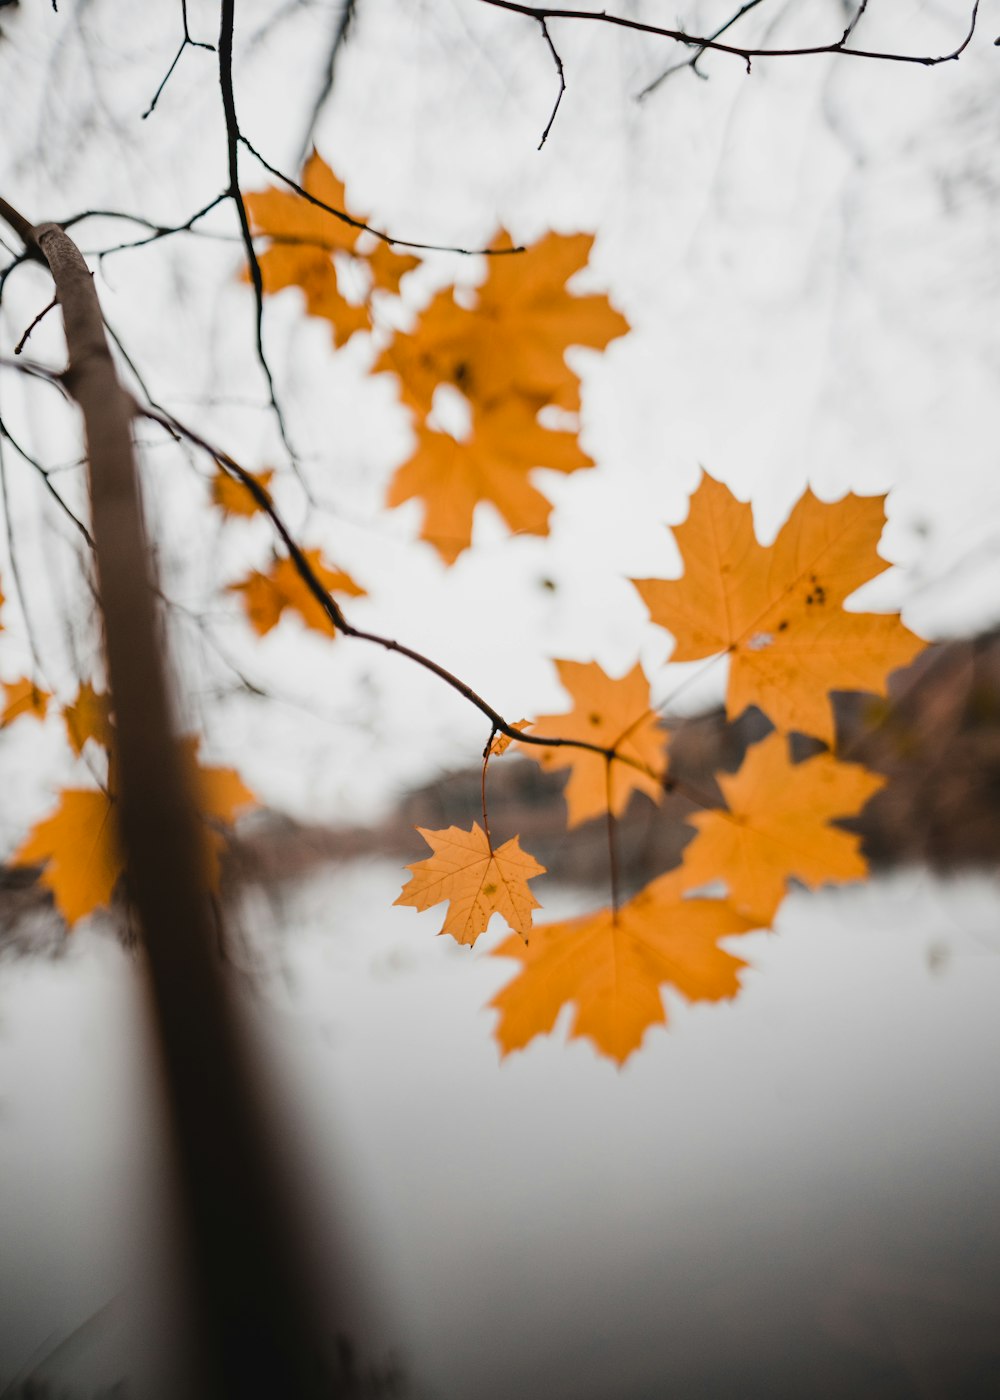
[3,152,925,1069]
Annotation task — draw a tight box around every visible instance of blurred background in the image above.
[1,1,999,1394]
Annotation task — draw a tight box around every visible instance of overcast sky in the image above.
[1,0,998,832]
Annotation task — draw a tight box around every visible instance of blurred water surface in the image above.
[1,863,1000,1398]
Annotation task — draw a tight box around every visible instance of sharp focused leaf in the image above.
[633,472,926,742]
[491,870,754,1064]
[395,822,545,946]
[680,731,885,923]
[520,659,667,828]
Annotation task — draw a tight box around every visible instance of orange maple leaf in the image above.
[520,660,667,828]
[395,823,545,946]
[680,731,885,924]
[490,869,755,1064]
[1,677,51,726]
[244,151,418,345]
[387,398,593,563]
[228,549,365,637]
[376,229,628,417]
[632,472,926,743]
[63,681,113,756]
[12,788,121,926]
[211,466,275,519]
[12,741,256,928]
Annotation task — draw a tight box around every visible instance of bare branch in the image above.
[637,0,767,98]
[296,0,357,167]
[142,404,662,779]
[142,0,215,120]
[217,0,295,459]
[481,0,982,77]
[14,296,57,354]
[537,17,566,148]
[239,133,527,256]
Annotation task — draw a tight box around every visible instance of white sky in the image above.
[1,0,998,835]
[2,8,1000,1392]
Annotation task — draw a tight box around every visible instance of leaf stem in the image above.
[605,755,620,918]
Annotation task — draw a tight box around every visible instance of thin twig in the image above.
[0,429,46,674]
[296,0,357,167]
[0,412,95,548]
[142,404,657,774]
[217,0,295,460]
[143,0,216,119]
[536,17,566,148]
[482,0,981,71]
[605,756,620,916]
[239,133,526,257]
[637,0,767,98]
[481,733,495,853]
[14,297,57,354]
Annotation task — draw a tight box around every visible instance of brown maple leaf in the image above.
[490,869,754,1064]
[244,150,418,346]
[632,472,926,743]
[228,549,365,637]
[376,229,628,418]
[520,660,667,828]
[680,731,885,924]
[395,822,545,946]
[386,398,593,563]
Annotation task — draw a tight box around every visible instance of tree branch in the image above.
[481,0,981,73]
[142,404,662,779]
[0,193,343,1398]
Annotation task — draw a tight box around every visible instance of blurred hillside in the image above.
[221,626,1000,893]
[3,628,1000,953]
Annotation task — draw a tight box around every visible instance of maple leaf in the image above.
[395,823,545,947]
[632,472,926,744]
[680,731,885,924]
[376,229,628,417]
[63,681,113,756]
[1,677,51,726]
[387,398,593,563]
[228,549,365,637]
[12,742,256,928]
[244,151,418,346]
[490,869,755,1063]
[520,660,667,828]
[12,788,121,926]
[211,465,275,519]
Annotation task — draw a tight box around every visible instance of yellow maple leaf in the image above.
[63,681,113,756]
[395,822,545,947]
[633,472,925,744]
[376,229,628,417]
[1,677,51,726]
[211,466,275,519]
[12,741,256,928]
[387,398,593,563]
[244,151,418,345]
[490,869,755,1064]
[520,660,667,828]
[680,731,885,924]
[228,549,365,637]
